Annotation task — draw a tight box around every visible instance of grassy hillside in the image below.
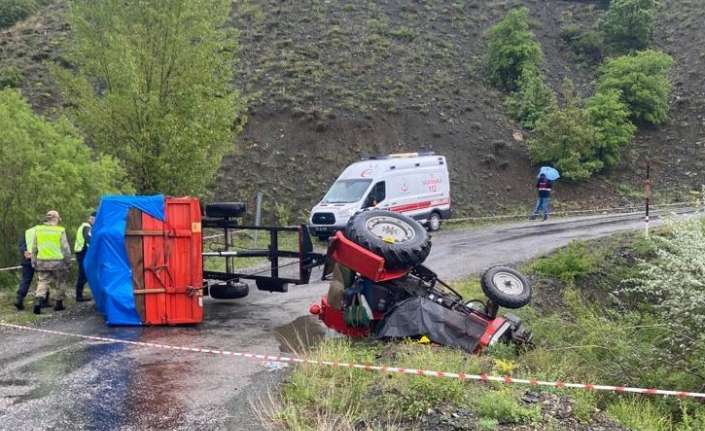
[1,0,703,219]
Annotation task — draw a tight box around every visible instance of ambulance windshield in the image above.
[322,179,372,204]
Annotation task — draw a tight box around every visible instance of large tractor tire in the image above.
[345,210,431,270]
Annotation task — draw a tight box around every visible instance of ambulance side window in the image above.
[365,181,386,207]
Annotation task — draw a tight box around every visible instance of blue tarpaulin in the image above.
[85,195,165,325]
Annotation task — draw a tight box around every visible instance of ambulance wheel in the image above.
[481,266,531,309]
[427,212,442,232]
[345,210,431,270]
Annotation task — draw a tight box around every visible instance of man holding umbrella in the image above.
[531,167,559,221]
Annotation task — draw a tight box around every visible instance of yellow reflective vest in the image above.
[74,222,92,252]
[35,225,66,261]
[24,226,38,253]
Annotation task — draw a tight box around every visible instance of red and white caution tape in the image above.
[2,322,704,399]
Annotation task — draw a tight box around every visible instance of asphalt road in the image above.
[0,212,684,430]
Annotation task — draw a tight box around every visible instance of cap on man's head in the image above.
[90,211,97,217]
[46,210,60,220]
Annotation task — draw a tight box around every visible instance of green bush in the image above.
[607,399,672,431]
[0,0,37,29]
[601,0,658,52]
[585,89,636,169]
[571,30,605,63]
[0,65,23,88]
[528,81,601,181]
[505,66,556,129]
[0,89,132,266]
[531,241,596,284]
[597,50,673,125]
[472,390,540,424]
[626,218,705,347]
[486,7,543,91]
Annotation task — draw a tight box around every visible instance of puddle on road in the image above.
[274,315,329,353]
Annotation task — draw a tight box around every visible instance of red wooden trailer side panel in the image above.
[142,197,203,325]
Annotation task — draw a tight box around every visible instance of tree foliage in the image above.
[597,50,673,125]
[626,218,705,353]
[0,0,43,29]
[601,0,659,52]
[585,89,636,169]
[528,81,600,181]
[486,7,543,91]
[505,66,556,129]
[0,89,131,266]
[55,0,246,195]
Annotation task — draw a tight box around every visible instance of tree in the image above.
[528,81,601,181]
[0,89,131,266]
[585,89,636,169]
[597,50,673,125]
[486,7,543,91]
[54,0,246,195]
[0,0,41,29]
[505,66,556,129]
[601,0,659,52]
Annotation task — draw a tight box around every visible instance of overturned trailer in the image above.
[87,195,323,325]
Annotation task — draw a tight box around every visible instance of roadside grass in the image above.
[0,270,83,325]
[268,338,538,429]
[0,285,41,325]
[270,227,705,430]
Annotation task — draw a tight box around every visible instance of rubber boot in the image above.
[33,301,41,315]
[40,292,51,308]
[54,300,65,311]
[14,299,24,311]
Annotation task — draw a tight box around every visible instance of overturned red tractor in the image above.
[310,210,533,353]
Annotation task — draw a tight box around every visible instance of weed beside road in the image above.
[270,222,705,430]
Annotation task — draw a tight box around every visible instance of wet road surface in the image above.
[0,212,686,430]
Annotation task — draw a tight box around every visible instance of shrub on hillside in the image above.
[0,65,23,88]
[528,81,601,181]
[570,30,605,63]
[626,218,705,349]
[0,89,132,266]
[531,241,596,284]
[601,0,658,52]
[0,0,38,29]
[486,7,543,91]
[505,66,556,129]
[597,50,673,125]
[585,89,636,169]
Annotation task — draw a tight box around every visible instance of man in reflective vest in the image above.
[73,211,96,302]
[31,210,72,314]
[14,225,38,310]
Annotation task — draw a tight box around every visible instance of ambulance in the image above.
[308,152,451,241]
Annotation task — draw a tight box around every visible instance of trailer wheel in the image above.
[481,266,531,309]
[205,202,246,219]
[209,281,249,299]
[345,210,431,270]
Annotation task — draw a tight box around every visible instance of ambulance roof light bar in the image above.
[362,151,435,160]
